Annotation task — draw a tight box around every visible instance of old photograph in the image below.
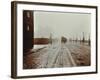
[23,10,91,69]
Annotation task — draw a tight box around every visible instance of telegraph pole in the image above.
[82,32,85,43]
[49,33,52,44]
[88,34,90,46]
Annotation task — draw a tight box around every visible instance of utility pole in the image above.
[75,37,78,43]
[82,32,85,43]
[88,34,90,46]
[80,37,82,44]
[49,33,52,44]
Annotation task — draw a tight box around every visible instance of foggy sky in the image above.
[34,11,91,40]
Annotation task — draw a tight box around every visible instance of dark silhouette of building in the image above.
[23,10,33,53]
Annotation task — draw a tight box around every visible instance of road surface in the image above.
[23,41,90,69]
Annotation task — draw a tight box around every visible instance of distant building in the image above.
[33,38,49,45]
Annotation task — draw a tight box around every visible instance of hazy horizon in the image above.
[34,11,91,40]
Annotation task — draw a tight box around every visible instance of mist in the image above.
[34,11,91,40]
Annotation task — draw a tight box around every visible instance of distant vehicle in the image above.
[61,36,67,43]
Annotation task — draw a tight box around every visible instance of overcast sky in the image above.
[34,11,91,40]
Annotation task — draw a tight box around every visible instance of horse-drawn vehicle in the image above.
[61,36,67,43]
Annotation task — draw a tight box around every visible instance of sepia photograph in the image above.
[23,10,91,69]
[11,1,97,78]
